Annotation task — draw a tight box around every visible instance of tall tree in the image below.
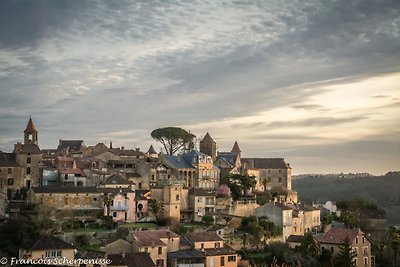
[151,127,195,155]
[389,227,400,267]
[334,237,356,267]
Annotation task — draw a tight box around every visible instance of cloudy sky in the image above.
[0,0,399,174]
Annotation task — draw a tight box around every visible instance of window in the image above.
[278,169,282,174]
[8,168,12,174]
[26,167,31,174]
[330,247,334,253]
[144,247,148,253]
[363,246,368,255]
[228,256,236,262]
[151,174,155,181]
[201,243,204,249]
[198,197,202,203]
[362,236,365,243]
[356,237,359,244]
[7,178,13,185]
[215,242,220,248]
[268,169,271,174]
[113,212,117,217]
[176,194,180,201]
[220,256,225,266]
[45,250,62,258]
[278,177,282,183]
[353,247,358,255]
[139,183,142,189]
[27,157,31,164]
[158,247,162,254]
[364,257,368,265]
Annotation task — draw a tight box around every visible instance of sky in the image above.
[0,0,399,175]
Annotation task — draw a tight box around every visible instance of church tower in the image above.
[200,132,216,162]
[24,117,38,145]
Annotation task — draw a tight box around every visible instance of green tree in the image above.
[102,194,113,217]
[389,227,400,267]
[300,232,320,258]
[340,210,358,228]
[151,127,195,155]
[149,199,164,217]
[227,174,256,198]
[202,214,214,225]
[334,237,356,267]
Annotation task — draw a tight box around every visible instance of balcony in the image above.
[110,205,129,211]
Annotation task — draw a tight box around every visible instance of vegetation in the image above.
[150,127,195,155]
[293,173,400,223]
[334,237,356,267]
[226,174,257,200]
[202,214,214,225]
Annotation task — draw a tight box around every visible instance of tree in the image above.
[202,214,214,225]
[102,194,113,217]
[340,211,358,228]
[389,227,400,267]
[149,199,164,217]
[151,127,195,155]
[300,232,320,258]
[334,237,356,267]
[227,174,257,199]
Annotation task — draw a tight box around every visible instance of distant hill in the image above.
[292,172,400,224]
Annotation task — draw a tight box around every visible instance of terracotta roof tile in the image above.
[319,228,360,244]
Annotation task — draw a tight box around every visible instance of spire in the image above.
[202,132,216,144]
[24,117,38,133]
[147,145,157,154]
[231,141,241,153]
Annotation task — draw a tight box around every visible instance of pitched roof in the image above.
[287,235,305,243]
[24,118,38,133]
[109,148,144,157]
[359,209,387,220]
[98,187,134,197]
[0,152,19,167]
[231,141,241,153]
[30,186,99,194]
[147,145,157,154]
[57,140,85,153]
[107,253,155,267]
[201,132,216,144]
[184,232,223,243]
[21,235,75,250]
[319,228,361,244]
[241,158,290,169]
[189,188,216,197]
[131,230,180,247]
[203,244,236,256]
[104,173,132,185]
[168,249,206,259]
[14,143,41,154]
[162,154,194,169]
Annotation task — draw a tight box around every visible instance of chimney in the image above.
[59,139,62,145]
[73,160,77,169]
[121,146,125,151]
[110,141,113,149]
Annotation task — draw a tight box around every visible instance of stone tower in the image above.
[200,132,216,162]
[24,117,38,145]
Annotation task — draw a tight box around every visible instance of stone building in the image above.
[200,133,217,162]
[0,152,24,196]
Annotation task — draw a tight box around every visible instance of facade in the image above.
[318,228,372,267]
[182,232,238,267]
[189,188,216,222]
[129,230,180,267]
[241,158,292,191]
[162,150,220,190]
[0,152,24,196]
[27,186,103,219]
[19,236,75,261]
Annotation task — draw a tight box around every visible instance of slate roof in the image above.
[162,155,194,169]
[31,186,99,194]
[203,245,236,256]
[21,235,75,250]
[168,249,205,259]
[189,188,216,197]
[104,173,132,185]
[286,203,319,212]
[14,144,41,154]
[359,209,387,220]
[201,132,216,144]
[184,232,223,243]
[99,187,134,197]
[0,152,19,167]
[147,145,157,154]
[131,230,180,247]
[124,172,142,178]
[319,228,360,244]
[107,253,155,267]
[231,141,241,153]
[109,148,144,157]
[24,118,38,133]
[241,158,290,169]
[216,153,237,166]
[287,235,305,243]
[57,140,85,153]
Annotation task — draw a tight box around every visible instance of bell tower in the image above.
[24,117,38,145]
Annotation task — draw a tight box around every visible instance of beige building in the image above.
[128,230,180,267]
[189,188,216,222]
[182,232,238,267]
[19,236,75,262]
[0,153,24,196]
[27,186,103,219]
[318,228,372,267]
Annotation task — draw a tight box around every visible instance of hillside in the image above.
[292,172,400,224]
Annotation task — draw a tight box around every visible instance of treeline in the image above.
[292,173,400,224]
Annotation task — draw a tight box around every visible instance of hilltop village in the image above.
[0,118,388,267]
